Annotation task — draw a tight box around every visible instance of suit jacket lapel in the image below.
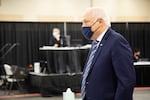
[87,28,112,77]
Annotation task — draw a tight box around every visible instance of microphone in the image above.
[0,43,11,52]
[13,43,20,46]
[1,43,20,59]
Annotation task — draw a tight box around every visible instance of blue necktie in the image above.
[81,40,98,99]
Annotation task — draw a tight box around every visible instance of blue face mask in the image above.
[53,32,57,38]
[81,27,93,40]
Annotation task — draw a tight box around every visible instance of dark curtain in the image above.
[0,22,150,69]
[144,23,150,58]
[0,22,64,67]
[128,23,150,58]
[111,22,150,59]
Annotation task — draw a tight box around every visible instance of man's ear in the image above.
[97,18,103,25]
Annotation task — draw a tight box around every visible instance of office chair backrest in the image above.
[4,64,13,76]
[65,35,71,47]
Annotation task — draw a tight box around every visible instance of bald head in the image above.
[82,7,110,27]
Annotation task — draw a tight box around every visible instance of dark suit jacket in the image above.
[83,28,136,100]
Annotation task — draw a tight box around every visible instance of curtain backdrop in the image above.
[0,22,150,68]
[0,22,64,67]
[111,22,150,59]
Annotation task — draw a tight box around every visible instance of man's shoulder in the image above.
[109,29,127,42]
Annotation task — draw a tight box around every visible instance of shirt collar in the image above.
[96,28,108,43]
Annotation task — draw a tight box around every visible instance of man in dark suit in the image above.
[81,7,136,100]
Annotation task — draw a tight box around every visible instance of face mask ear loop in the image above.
[91,19,98,27]
[91,19,101,33]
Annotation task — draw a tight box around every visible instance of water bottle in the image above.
[63,88,75,100]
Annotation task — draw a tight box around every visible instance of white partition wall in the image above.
[0,0,150,22]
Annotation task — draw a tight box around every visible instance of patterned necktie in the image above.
[81,40,98,99]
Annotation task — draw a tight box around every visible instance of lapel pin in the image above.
[100,44,103,46]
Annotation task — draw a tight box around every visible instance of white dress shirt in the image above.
[96,28,108,47]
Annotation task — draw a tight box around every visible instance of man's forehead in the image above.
[82,18,96,24]
[82,18,90,23]
[82,13,94,22]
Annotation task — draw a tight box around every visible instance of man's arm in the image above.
[111,36,136,100]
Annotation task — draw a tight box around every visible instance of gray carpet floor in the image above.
[0,88,150,100]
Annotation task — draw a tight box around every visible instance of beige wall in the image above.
[93,0,150,22]
[0,0,150,22]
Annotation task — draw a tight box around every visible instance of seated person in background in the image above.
[49,28,67,47]
[49,28,68,73]
[134,49,141,62]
